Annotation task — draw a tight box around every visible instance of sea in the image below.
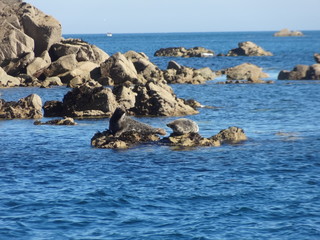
[1,31,320,240]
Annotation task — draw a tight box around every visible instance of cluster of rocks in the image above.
[278,54,320,80]
[217,63,272,84]
[225,41,273,57]
[273,29,304,37]
[91,108,247,149]
[154,47,214,58]
[43,79,199,118]
[0,93,42,119]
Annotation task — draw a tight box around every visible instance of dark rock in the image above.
[154,47,214,58]
[278,64,320,80]
[314,53,320,63]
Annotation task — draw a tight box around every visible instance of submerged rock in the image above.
[154,47,214,58]
[273,29,304,37]
[0,93,42,119]
[34,117,77,125]
[226,41,273,56]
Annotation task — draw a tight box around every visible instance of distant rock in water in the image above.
[219,63,272,84]
[154,47,214,58]
[274,29,304,37]
[278,64,320,80]
[226,41,273,56]
[34,117,77,125]
[0,94,42,119]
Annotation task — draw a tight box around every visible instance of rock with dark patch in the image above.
[314,54,320,64]
[226,41,273,56]
[278,64,320,80]
[0,93,42,119]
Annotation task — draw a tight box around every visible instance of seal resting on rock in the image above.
[167,118,199,135]
[109,107,166,137]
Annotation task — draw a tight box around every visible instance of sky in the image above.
[26,0,320,34]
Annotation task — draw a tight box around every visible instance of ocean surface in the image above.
[1,31,320,240]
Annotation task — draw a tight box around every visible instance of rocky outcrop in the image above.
[163,61,215,84]
[0,1,61,62]
[274,29,304,37]
[278,64,320,80]
[226,41,273,56]
[129,80,199,116]
[154,47,214,58]
[220,63,272,83]
[314,53,320,64]
[211,126,248,144]
[43,81,118,118]
[0,93,42,119]
[34,117,77,125]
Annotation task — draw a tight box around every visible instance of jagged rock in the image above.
[26,51,51,77]
[0,93,42,119]
[43,81,118,118]
[34,117,77,125]
[211,126,248,144]
[274,29,304,37]
[167,118,199,135]
[124,51,163,81]
[49,38,109,63]
[91,130,160,149]
[278,64,320,80]
[314,53,320,64]
[0,67,20,87]
[154,47,214,58]
[1,52,35,76]
[112,83,137,110]
[223,63,271,83]
[44,54,78,77]
[130,80,199,116]
[164,60,215,84]
[226,41,273,56]
[100,52,143,85]
[18,73,41,87]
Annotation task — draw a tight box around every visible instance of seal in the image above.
[167,118,199,135]
[109,107,166,137]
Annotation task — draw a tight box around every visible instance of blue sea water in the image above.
[1,31,320,240]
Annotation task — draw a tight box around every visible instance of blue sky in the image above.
[26,0,320,34]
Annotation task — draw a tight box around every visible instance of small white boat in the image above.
[106,32,112,37]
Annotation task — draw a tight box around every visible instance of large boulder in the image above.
[43,81,118,118]
[100,52,142,85]
[226,41,273,56]
[0,93,42,119]
[0,67,21,87]
[278,64,320,80]
[223,63,271,83]
[164,60,215,84]
[274,29,304,37]
[130,80,199,116]
[49,38,109,64]
[154,47,214,58]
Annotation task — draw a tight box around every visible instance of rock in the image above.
[108,107,166,137]
[34,117,77,125]
[226,41,273,56]
[130,80,199,116]
[314,53,320,63]
[41,76,63,88]
[278,65,309,80]
[154,47,214,58]
[26,54,51,77]
[0,93,42,119]
[0,20,35,64]
[49,38,109,63]
[211,126,247,144]
[20,3,62,56]
[44,54,78,77]
[164,61,215,84]
[91,130,160,149]
[167,118,199,135]
[0,67,21,87]
[1,52,35,76]
[43,100,64,117]
[124,51,163,81]
[161,132,220,147]
[100,52,141,85]
[274,29,304,37]
[278,64,320,80]
[112,83,137,110]
[224,63,271,83]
